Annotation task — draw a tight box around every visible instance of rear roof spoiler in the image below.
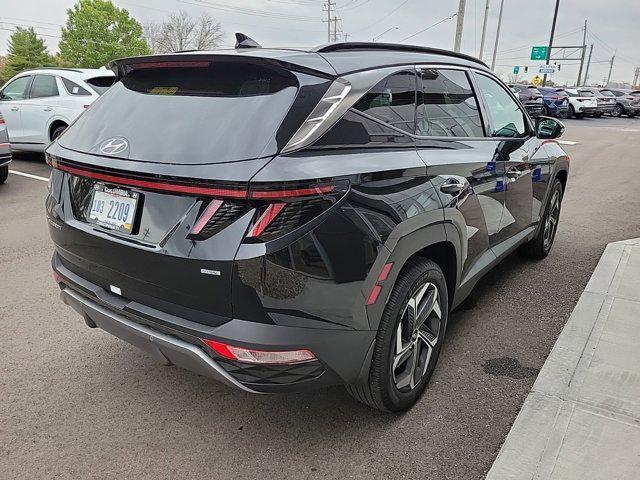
[108,52,337,81]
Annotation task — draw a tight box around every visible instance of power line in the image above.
[397,12,457,43]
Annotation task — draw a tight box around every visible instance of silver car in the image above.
[0,110,10,184]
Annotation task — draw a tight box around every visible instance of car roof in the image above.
[11,67,115,81]
[109,42,490,78]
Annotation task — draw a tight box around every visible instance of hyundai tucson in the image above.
[47,38,569,412]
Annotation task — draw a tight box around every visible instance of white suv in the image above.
[0,68,115,152]
[564,88,598,119]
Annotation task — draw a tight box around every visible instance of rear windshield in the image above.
[600,90,615,97]
[59,62,299,164]
[85,76,115,95]
[578,90,594,97]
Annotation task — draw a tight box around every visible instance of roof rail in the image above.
[312,42,487,67]
[18,67,85,74]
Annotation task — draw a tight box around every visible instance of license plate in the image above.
[88,185,139,234]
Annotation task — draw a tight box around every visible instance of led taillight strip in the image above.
[53,163,247,198]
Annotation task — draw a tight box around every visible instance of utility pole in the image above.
[606,55,615,85]
[454,0,466,52]
[576,19,587,86]
[490,0,505,70]
[634,67,640,87]
[542,0,560,87]
[332,16,339,42]
[583,43,593,86]
[478,0,490,60]
[323,2,335,43]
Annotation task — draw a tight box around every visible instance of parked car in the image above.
[580,87,615,117]
[508,84,545,117]
[0,111,10,184]
[0,68,115,152]
[604,88,640,117]
[46,40,569,412]
[564,88,598,118]
[537,87,570,118]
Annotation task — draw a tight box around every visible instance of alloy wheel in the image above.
[543,188,561,251]
[611,105,622,117]
[392,281,442,392]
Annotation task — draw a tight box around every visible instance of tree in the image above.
[59,0,149,68]
[144,11,223,54]
[0,27,54,82]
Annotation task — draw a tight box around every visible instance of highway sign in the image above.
[532,75,542,86]
[513,66,520,74]
[531,46,548,60]
[538,64,556,74]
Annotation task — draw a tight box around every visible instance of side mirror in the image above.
[535,116,565,139]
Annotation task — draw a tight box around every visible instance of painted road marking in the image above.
[9,170,50,182]
[557,140,578,145]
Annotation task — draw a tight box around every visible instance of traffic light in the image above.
[557,64,561,71]
[524,66,528,73]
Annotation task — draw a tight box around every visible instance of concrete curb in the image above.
[485,238,640,480]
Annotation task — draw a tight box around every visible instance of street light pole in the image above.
[576,19,587,86]
[583,43,593,86]
[454,0,466,52]
[542,0,560,87]
[478,0,490,60]
[606,55,615,86]
[490,0,505,70]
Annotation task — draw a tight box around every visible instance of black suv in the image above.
[47,40,569,412]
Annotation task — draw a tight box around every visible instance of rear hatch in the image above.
[47,56,332,324]
[524,86,543,104]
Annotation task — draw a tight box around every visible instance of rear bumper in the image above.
[60,287,258,392]
[54,253,375,393]
[524,104,544,117]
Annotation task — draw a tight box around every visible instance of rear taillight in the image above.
[243,181,348,243]
[0,114,4,124]
[202,339,316,365]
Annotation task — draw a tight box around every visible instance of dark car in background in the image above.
[537,87,570,118]
[0,111,10,184]
[605,88,640,117]
[581,88,615,117]
[46,41,569,412]
[509,84,544,117]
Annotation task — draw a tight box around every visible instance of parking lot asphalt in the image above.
[2,116,640,480]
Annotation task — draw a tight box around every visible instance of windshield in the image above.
[59,62,299,164]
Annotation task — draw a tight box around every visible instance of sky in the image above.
[1,0,639,86]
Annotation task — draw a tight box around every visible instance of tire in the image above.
[518,179,563,259]
[346,258,448,412]
[569,104,576,118]
[0,165,7,184]
[51,125,67,142]
[611,104,623,117]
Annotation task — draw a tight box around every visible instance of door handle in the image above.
[43,107,53,112]
[440,177,467,195]
[10,106,18,111]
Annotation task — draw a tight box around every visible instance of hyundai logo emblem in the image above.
[99,137,129,155]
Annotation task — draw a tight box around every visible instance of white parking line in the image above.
[9,170,50,182]
[557,140,578,145]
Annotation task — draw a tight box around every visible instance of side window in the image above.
[61,77,91,96]
[29,75,59,99]
[474,74,528,138]
[353,70,416,133]
[416,69,484,137]
[0,76,31,101]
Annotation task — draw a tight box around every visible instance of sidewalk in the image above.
[486,238,640,480]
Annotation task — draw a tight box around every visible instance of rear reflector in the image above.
[377,262,393,282]
[202,339,316,365]
[366,285,383,305]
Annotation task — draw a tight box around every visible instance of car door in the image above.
[472,72,536,248]
[0,75,32,143]
[21,74,60,144]
[415,67,507,275]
